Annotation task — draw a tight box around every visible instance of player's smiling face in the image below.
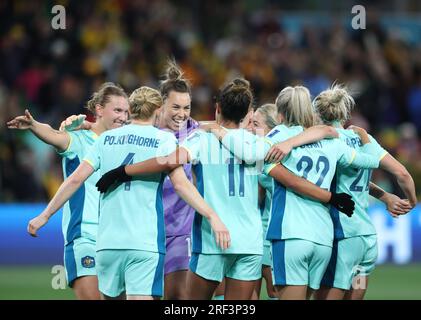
[251,111,270,136]
[161,91,191,132]
[99,95,129,130]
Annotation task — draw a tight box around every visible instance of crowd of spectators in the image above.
[1,0,420,202]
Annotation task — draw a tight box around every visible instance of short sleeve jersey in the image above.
[264,125,380,246]
[58,130,101,245]
[182,129,263,255]
[331,129,388,239]
[84,124,177,253]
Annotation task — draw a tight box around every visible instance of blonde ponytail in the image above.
[275,86,315,128]
[313,83,355,124]
[129,86,163,120]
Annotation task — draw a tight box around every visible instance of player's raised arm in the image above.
[266,163,355,217]
[7,109,70,152]
[28,161,94,237]
[169,166,231,250]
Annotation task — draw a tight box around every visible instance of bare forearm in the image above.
[125,158,178,176]
[380,155,418,207]
[369,182,387,201]
[172,178,215,220]
[288,125,338,147]
[269,165,331,203]
[42,178,83,219]
[125,149,187,176]
[31,121,69,151]
[396,173,417,207]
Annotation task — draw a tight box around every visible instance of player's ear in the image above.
[95,104,104,117]
[215,103,221,115]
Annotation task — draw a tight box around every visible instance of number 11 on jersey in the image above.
[228,157,245,197]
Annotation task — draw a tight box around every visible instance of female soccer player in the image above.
[55,60,200,300]
[263,86,390,300]
[95,79,356,299]
[7,82,129,300]
[25,86,230,300]
[207,85,386,299]
[157,60,200,300]
[312,84,417,300]
[249,103,279,300]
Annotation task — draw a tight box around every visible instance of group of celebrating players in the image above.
[7,59,417,300]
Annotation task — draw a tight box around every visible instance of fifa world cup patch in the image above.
[81,256,95,268]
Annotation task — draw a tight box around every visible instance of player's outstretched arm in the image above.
[267,163,355,217]
[265,125,338,162]
[169,166,231,250]
[7,109,70,152]
[379,154,417,208]
[369,182,412,217]
[28,162,94,237]
[95,147,189,193]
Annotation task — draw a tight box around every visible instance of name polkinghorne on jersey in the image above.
[103,134,160,148]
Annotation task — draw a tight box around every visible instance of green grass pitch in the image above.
[0,264,420,300]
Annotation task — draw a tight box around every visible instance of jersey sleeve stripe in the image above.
[349,150,356,165]
[83,159,95,169]
[379,151,388,161]
[265,163,278,175]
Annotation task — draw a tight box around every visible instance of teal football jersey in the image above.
[84,124,177,253]
[264,125,381,247]
[258,174,274,247]
[220,128,272,164]
[182,129,262,255]
[58,130,101,245]
[331,129,388,239]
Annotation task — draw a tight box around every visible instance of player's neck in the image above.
[131,119,154,126]
[331,120,343,128]
[218,119,238,129]
[91,122,105,136]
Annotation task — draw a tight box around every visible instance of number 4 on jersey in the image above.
[121,153,135,191]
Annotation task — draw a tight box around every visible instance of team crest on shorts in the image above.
[81,256,95,268]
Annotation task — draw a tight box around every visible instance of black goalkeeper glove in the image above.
[95,165,131,193]
[328,193,355,217]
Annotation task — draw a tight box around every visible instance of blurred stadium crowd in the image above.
[0,0,420,202]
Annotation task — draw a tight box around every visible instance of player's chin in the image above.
[171,120,186,131]
[112,122,124,129]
